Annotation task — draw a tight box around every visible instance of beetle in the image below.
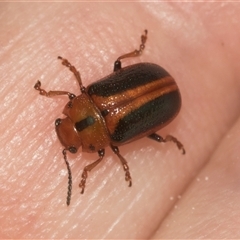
[34,30,185,205]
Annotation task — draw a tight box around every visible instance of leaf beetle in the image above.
[34,30,185,205]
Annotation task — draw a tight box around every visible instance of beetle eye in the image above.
[55,118,62,126]
[69,146,77,153]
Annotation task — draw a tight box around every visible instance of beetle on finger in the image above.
[34,30,185,206]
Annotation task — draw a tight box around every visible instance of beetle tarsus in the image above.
[79,149,105,194]
[165,135,186,154]
[58,56,85,93]
[113,30,148,72]
[111,145,132,188]
[148,133,185,154]
[34,80,48,96]
[34,80,75,100]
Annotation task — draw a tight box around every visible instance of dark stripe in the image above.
[87,63,170,97]
[101,109,110,117]
[75,116,95,132]
[110,90,180,143]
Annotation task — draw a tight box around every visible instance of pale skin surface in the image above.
[1,2,240,239]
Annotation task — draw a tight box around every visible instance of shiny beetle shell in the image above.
[34,30,185,205]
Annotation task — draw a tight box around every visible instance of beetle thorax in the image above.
[58,93,110,153]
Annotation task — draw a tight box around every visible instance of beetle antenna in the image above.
[62,149,72,206]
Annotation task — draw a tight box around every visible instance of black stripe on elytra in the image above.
[101,109,110,117]
[75,116,95,132]
[87,63,170,97]
[110,90,180,143]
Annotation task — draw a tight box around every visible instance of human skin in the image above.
[1,2,240,239]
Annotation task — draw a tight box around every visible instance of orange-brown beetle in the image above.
[34,30,185,205]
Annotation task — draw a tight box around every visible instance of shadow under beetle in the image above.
[34,30,185,206]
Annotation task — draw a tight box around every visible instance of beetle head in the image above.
[55,117,82,154]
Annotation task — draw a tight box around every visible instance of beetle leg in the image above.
[34,80,75,100]
[113,30,148,72]
[148,133,185,154]
[110,145,132,187]
[58,56,86,93]
[79,149,105,194]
